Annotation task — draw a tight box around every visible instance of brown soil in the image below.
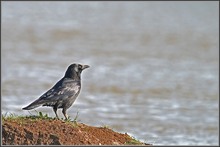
[2,117,150,145]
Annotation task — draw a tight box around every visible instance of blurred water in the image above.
[1,1,219,145]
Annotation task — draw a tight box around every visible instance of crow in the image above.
[22,63,89,120]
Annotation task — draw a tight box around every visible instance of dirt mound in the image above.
[2,117,150,145]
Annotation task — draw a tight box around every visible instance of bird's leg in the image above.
[62,109,68,120]
[53,107,59,119]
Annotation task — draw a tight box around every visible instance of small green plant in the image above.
[64,111,80,127]
[2,111,80,126]
[2,111,53,122]
[21,111,52,120]
[62,116,71,122]
[2,112,17,121]
[102,125,110,129]
[2,112,29,125]
[125,136,145,145]
[38,111,49,119]
[73,111,79,123]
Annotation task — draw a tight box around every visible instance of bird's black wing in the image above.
[39,78,81,103]
[23,78,80,109]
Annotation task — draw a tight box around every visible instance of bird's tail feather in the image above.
[22,99,44,110]
[22,104,41,110]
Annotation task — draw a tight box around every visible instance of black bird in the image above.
[22,63,89,120]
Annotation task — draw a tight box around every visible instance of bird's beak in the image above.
[82,65,90,70]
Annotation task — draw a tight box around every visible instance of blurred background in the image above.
[1,1,219,145]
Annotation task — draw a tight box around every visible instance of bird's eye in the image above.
[78,65,82,69]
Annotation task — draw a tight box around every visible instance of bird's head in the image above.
[65,63,90,80]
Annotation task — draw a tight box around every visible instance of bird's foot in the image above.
[53,117,60,120]
[64,117,71,122]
